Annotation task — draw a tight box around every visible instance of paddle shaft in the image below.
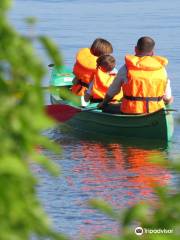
[165,109,178,112]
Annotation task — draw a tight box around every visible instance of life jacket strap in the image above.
[124,95,163,113]
[78,80,89,88]
[74,80,89,94]
[90,98,102,103]
[90,98,118,103]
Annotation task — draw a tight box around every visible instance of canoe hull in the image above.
[68,108,173,141]
[51,95,174,142]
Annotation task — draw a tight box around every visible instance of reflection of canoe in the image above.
[49,66,174,142]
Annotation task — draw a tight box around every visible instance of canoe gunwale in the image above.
[51,94,169,119]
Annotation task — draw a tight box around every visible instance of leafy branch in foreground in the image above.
[0,0,68,239]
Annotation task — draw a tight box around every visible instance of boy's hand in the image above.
[84,92,91,102]
[98,94,112,109]
[163,96,174,105]
[98,102,105,109]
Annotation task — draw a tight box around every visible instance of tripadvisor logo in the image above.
[134,226,173,235]
[135,227,144,236]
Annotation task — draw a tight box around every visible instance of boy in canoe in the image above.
[71,38,113,96]
[81,54,122,106]
[98,36,173,114]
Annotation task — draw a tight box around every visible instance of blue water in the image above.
[11,0,180,238]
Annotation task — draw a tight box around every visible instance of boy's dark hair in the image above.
[96,54,116,72]
[90,38,113,57]
[136,36,155,53]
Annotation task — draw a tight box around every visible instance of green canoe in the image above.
[49,65,174,142]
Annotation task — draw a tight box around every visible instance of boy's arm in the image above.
[81,80,94,106]
[84,81,93,102]
[163,79,173,104]
[162,68,173,104]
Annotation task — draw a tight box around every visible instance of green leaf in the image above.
[0,155,29,176]
[89,199,120,220]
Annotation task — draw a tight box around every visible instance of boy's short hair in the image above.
[90,38,113,57]
[96,54,116,72]
[136,36,155,53]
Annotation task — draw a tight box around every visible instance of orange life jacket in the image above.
[91,68,123,101]
[71,48,97,96]
[121,55,168,114]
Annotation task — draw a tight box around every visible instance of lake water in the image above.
[11,0,180,239]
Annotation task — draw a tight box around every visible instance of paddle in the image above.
[45,104,98,122]
[165,109,178,112]
[48,64,55,67]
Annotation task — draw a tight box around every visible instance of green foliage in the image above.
[0,0,11,12]
[0,0,68,239]
[1,1,179,240]
[39,36,63,67]
[89,199,120,220]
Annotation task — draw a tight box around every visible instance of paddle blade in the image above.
[45,104,81,122]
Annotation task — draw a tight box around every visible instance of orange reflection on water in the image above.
[68,141,171,239]
[73,143,170,199]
